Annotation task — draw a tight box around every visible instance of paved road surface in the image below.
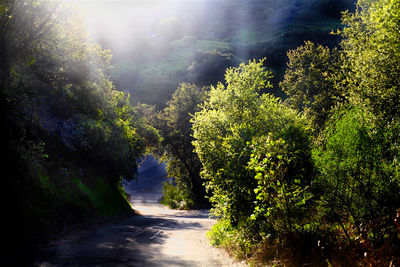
[35,156,245,267]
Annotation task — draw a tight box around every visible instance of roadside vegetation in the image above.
[1,1,159,264]
[123,1,400,263]
[189,0,400,265]
[3,0,400,265]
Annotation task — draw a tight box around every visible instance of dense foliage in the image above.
[191,0,400,265]
[192,60,317,263]
[341,0,400,121]
[2,0,400,265]
[280,41,343,134]
[152,83,208,209]
[1,1,157,263]
[313,107,400,252]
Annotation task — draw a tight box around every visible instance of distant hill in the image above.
[91,0,356,106]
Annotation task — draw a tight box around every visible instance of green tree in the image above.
[340,0,400,121]
[0,0,63,84]
[154,83,207,209]
[192,59,311,225]
[280,41,343,134]
[0,2,159,262]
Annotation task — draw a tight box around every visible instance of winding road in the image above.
[35,156,245,266]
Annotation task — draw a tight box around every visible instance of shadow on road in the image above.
[35,155,227,267]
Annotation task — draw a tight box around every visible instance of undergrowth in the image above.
[160,182,193,210]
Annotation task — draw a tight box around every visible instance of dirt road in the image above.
[35,156,245,266]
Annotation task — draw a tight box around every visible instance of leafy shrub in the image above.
[248,128,313,240]
[193,59,317,263]
[207,219,234,247]
[160,181,193,210]
[208,217,268,260]
[193,59,310,224]
[313,106,400,247]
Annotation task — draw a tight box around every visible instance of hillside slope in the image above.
[95,0,356,106]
